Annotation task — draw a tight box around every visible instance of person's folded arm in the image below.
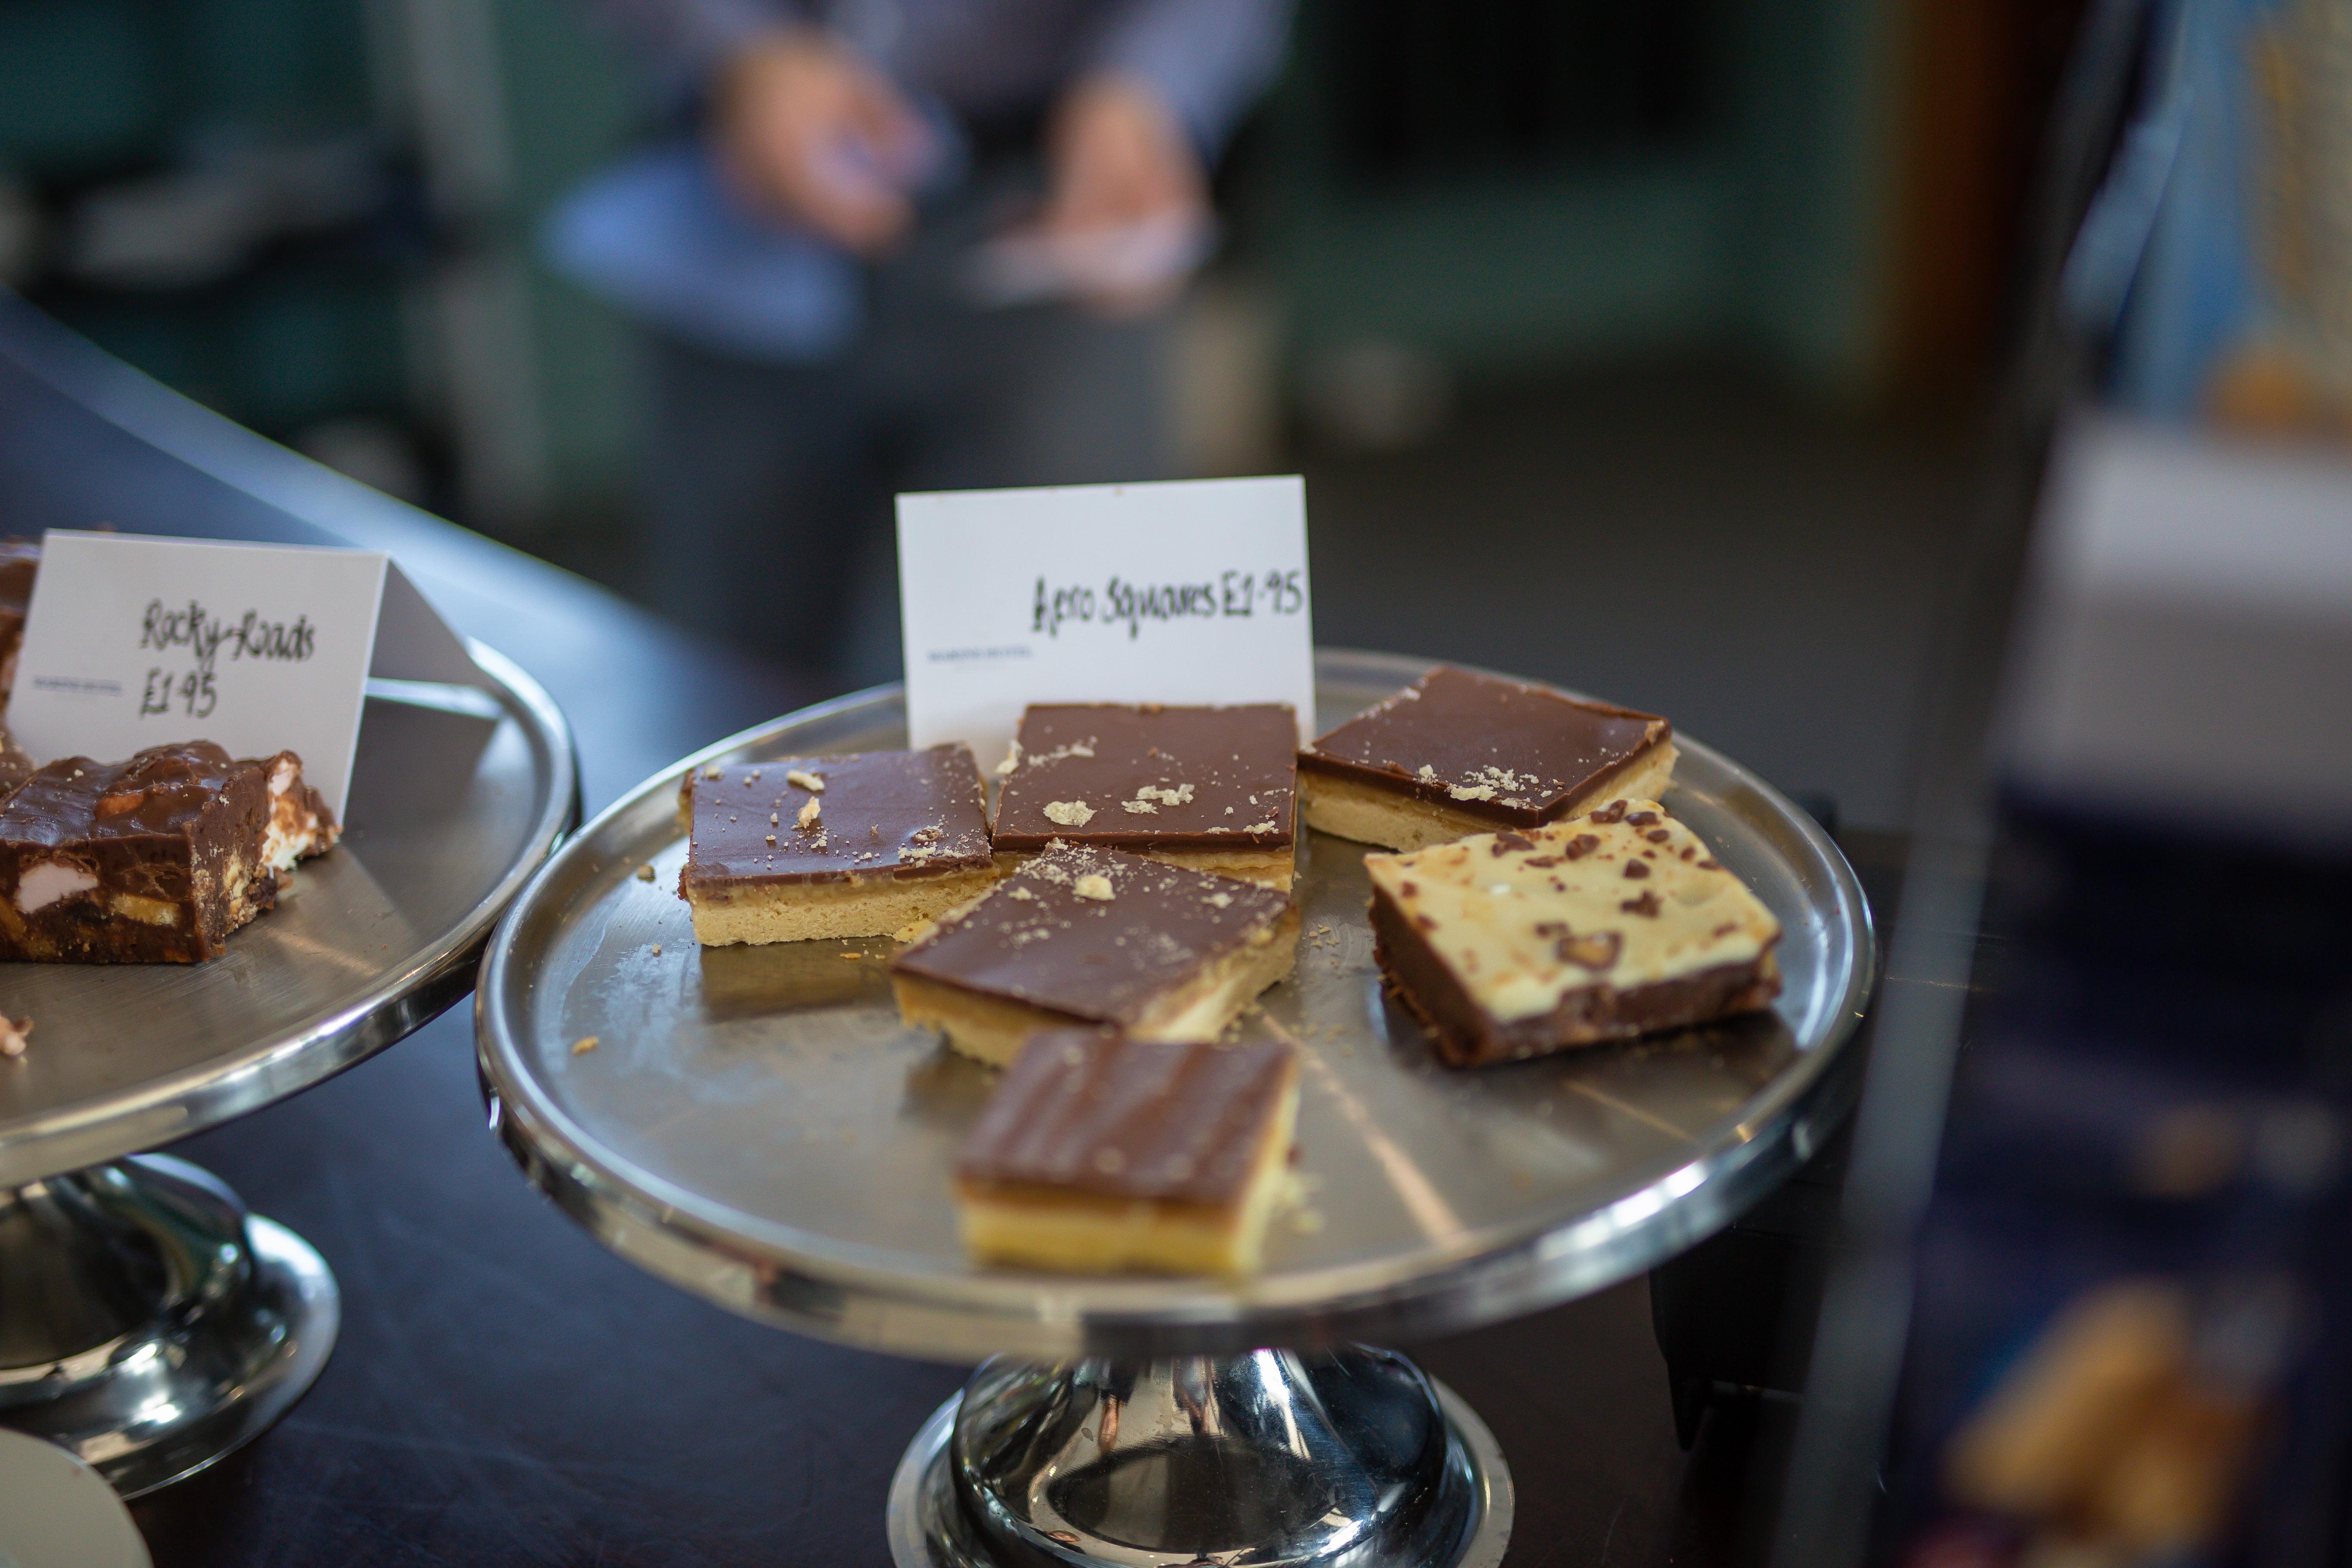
[1080,0,1295,159]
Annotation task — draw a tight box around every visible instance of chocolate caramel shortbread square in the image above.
[678,744,1011,946]
[992,704,1298,888]
[1299,665,1674,852]
[890,841,1298,1066]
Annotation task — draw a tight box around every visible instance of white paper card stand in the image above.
[6,531,481,818]
[897,477,1315,761]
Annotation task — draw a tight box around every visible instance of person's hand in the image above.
[715,28,929,254]
[1039,74,1210,313]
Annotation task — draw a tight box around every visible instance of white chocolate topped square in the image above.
[1365,799,1780,1028]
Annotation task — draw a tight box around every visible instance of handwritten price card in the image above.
[897,476,1315,756]
[8,531,479,817]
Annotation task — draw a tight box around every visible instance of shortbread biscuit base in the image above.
[686,853,1018,946]
[1302,742,1678,852]
[895,906,1300,1066]
[956,1075,1300,1275]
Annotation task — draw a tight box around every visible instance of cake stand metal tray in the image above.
[477,648,1873,1363]
[0,640,575,1496]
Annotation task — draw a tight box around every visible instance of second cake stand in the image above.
[0,643,574,1496]
[476,649,1873,1568]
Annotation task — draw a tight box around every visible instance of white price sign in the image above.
[6,530,480,817]
[897,477,1316,758]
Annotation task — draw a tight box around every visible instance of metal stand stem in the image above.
[0,1153,338,1497]
[889,1347,1512,1568]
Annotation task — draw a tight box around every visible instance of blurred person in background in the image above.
[564,0,1292,687]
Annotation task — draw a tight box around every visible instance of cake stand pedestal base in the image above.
[889,1347,1512,1568]
[0,1153,338,1497]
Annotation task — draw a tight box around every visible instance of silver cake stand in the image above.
[476,649,1873,1568]
[0,642,574,1497]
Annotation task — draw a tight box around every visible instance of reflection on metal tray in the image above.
[0,642,575,1186]
[477,649,1874,1360]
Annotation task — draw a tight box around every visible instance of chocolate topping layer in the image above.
[890,842,1292,1024]
[0,740,339,963]
[1299,665,1668,827]
[681,744,992,889]
[992,704,1297,850]
[958,1029,1296,1207]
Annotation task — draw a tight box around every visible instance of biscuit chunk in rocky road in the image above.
[678,744,1012,946]
[0,741,338,963]
[955,1029,1301,1275]
[891,841,1298,1067]
[991,703,1298,889]
[1366,799,1780,1065]
[1298,665,1675,852]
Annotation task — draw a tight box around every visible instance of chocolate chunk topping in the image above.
[995,703,1295,850]
[1626,810,1661,827]
[1493,831,1535,854]
[1620,891,1662,917]
[1622,860,1649,879]
[958,1029,1295,1207]
[1645,829,1671,844]
[1563,835,1600,860]
[1589,800,1629,824]
[683,745,990,890]
[1556,931,1622,970]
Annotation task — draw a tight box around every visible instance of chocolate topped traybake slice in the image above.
[1298,665,1675,852]
[956,1029,1301,1274]
[1365,799,1780,1065]
[890,841,1299,1066]
[992,704,1298,888]
[0,741,339,963]
[678,744,1012,945]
